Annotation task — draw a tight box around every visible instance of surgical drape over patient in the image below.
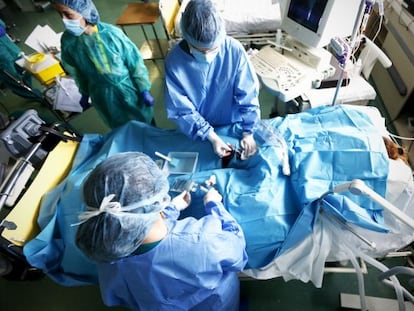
[75,152,169,263]
[24,105,403,289]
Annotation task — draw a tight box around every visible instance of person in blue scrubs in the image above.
[52,0,155,128]
[75,152,248,311]
[164,0,261,159]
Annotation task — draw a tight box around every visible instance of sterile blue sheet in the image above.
[23,105,389,286]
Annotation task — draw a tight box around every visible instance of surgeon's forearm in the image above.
[172,112,212,141]
[123,36,151,92]
[61,58,88,95]
[240,108,260,134]
[205,201,243,234]
[162,205,180,220]
[132,64,151,92]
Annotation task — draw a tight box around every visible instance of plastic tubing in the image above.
[379,266,414,281]
[343,246,368,311]
[255,121,290,176]
[358,252,406,311]
[381,279,414,303]
[378,266,414,303]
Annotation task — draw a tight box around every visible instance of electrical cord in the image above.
[388,131,414,141]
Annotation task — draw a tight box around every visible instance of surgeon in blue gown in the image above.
[75,152,248,311]
[164,0,261,159]
[52,0,155,128]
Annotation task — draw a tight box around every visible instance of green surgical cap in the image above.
[75,152,170,263]
[180,0,225,49]
[52,0,100,24]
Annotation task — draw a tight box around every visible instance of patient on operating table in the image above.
[22,104,414,289]
[74,152,247,311]
[383,137,409,165]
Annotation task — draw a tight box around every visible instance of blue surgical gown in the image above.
[164,37,260,140]
[98,201,248,311]
[60,22,153,128]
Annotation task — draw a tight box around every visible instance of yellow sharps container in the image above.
[24,53,66,85]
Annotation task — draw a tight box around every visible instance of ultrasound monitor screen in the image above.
[287,0,328,33]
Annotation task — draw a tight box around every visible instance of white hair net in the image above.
[75,152,169,263]
[180,0,225,49]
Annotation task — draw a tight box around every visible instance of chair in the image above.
[159,0,181,47]
[116,2,170,61]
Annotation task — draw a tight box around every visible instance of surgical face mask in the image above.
[62,17,86,36]
[190,46,219,63]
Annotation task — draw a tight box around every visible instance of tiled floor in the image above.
[0,1,413,310]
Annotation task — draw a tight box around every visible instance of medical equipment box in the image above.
[163,152,198,175]
[0,109,47,165]
[24,53,66,85]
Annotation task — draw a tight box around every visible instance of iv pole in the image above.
[331,0,374,106]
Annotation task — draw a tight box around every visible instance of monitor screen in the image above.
[287,0,328,33]
[280,0,361,48]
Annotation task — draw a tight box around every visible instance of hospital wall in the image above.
[367,7,414,165]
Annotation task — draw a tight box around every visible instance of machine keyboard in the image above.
[250,46,305,91]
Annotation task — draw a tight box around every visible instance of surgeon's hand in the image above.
[171,190,191,211]
[203,188,222,205]
[239,132,257,160]
[207,131,232,158]
[141,90,155,107]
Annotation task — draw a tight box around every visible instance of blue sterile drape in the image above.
[23,105,389,286]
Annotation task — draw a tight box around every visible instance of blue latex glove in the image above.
[141,90,154,107]
[0,25,6,37]
[80,95,90,110]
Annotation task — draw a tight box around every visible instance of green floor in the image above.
[0,1,413,310]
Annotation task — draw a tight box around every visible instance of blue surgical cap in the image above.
[52,0,100,24]
[180,0,225,49]
[75,152,170,263]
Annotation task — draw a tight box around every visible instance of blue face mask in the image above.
[62,17,87,36]
[190,47,219,63]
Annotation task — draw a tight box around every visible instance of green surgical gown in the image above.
[0,19,42,100]
[60,22,153,128]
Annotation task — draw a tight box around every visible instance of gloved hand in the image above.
[79,95,90,110]
[171,190,191,211]
[203,188,222,206]
[239,132,257,160]
[207,130,232,158]
[141,90,155,107]
[0,24,6,37]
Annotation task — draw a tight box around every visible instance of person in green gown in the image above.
[0,19,43,101]
[52,0,155,128]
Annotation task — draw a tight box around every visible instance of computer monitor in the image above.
[280,0,362,48]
